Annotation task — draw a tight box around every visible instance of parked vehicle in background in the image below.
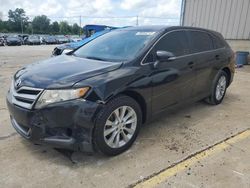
[0,36,5,46]
[70,36,82,42]
[6,26,235,156]
[43,36,58,44]
[52,24,122,56]
[25,35,41,45]
[56,35,70,44]
[39,35,46,44]
[5,35,22,46]
[83,24,116,37]
[19,34,29,45]
[52,29,114,56]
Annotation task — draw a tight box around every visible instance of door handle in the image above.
[215,55,220,60]
[188,61,194,69]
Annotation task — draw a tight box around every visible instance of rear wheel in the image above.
[94,95,142,156]
[205,70,228,105]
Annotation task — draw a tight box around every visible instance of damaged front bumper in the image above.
[6,95,101,152]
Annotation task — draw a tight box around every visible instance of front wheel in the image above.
[205,70,228,105]
[94,95,142,156]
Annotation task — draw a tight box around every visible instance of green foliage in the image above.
[25,23,33,34]
[72,23,81,35]
[8,8,29,33]
[32,15,50,34]
[0,20,9,32]
[0,8,82,35]
[0,20,4,31]
[59,21,71,34]
[50,21,60,34]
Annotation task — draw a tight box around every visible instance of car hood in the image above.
[29,39,40,42]
[14,55,123,89]
[58,38,67,41]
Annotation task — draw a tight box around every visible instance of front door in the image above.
[148,30,196,114]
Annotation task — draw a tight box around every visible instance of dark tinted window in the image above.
[211,35,225,49]
[154,31,189,57]
[144,53,154,63]
[188,31,213,53]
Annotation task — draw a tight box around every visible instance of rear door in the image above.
[187,30,216,97]
[149,30,196,114]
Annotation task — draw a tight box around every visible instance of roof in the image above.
[119,25,221,35]
[83,25,117,31]
[120,25,169,32]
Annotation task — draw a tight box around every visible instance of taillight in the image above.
[232,51,236,60]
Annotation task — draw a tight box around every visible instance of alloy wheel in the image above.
[104,106,137,148]
[215,75,227,101]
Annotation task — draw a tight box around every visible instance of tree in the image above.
[0,8,81,34]
[72,23,81,35]
[0,20,4,31]
[50,21,60,34]
[59,21,71,34]
[32,15,50,34]
[0,20,10,33]
[25,23,33,34]
[0,12,3,20]
[8,8,29,33]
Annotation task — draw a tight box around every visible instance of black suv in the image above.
[6,26,235,156]
[5,35,22,46]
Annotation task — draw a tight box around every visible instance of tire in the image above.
[94,95,142,156]
[205,70,228,105]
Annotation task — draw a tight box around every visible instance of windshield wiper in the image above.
[73,54,123,62]
[85,56,107,61]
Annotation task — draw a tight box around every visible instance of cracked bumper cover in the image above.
[6,95,100,152]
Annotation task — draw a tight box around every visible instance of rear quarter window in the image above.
[188,31,213,53]
[211,35,226,49]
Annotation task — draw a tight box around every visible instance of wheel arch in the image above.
[119,90,147,124]
[221,67,231,87]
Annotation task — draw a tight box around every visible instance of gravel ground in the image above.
[0,45,250,188]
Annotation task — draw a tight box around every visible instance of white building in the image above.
[181,0,250,51]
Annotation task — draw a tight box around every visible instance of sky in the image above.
[0,0,182,27]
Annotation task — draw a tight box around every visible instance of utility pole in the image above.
[79,15,82,36]
[180,0,186,26]
[136,15,139,26]
[21,19,23,34]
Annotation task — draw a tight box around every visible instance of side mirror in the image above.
[156,50,175,62]
[153,51,176,68]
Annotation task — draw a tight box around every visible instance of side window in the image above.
[154,31,189,57]
[144,52,155,63]
[211,35,225,49]
[188,31,213,53]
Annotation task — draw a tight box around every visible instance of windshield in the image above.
[8,35,19,40]
[46,36,55,40]
[74,30,157,62]
[29,36,39,39]
[58,36,66,39]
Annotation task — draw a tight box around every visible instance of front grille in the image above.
[10,81,43,109]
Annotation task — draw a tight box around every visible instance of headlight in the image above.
[35,87,89,109]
